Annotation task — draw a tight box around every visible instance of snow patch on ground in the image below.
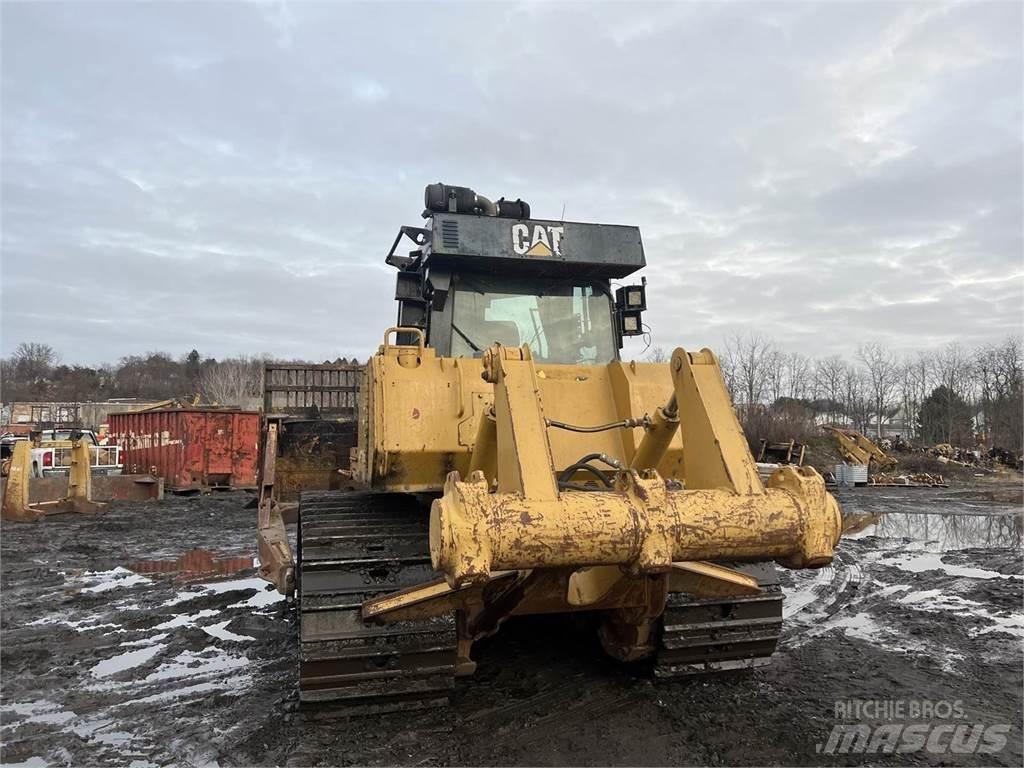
[3,757,49,768]
[70,716,138,746]
[120,633,169,647]
[795,610,967,674]
[155,609,220,630]
[887,552,1021,580]
[163,576,279,607]
[898,589,1024,638]
[74,567,153,593]
[114,678,251,707]
[823,612,883,643]
[203,620,255,642]
[91,645,167,679]
[1,700,77,727]
[142,649,249,683]
[228,586,285,609]
[26,616,123,632]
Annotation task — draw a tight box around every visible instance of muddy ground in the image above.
[1,483,1021,767]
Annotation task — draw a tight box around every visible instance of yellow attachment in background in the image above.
[1,439,105,522]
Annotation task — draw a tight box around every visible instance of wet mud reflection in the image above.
[843,510,1023,550]
[128,549,256,582]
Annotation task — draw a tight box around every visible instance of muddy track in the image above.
[296,492,457,712]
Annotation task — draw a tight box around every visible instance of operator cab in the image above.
[386,184,647,363]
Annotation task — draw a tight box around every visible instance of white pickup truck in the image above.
[29,429,122,478]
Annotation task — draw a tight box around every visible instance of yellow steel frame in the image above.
[825,426,897,470]
[251,328,844,667]
[356,340,842,667]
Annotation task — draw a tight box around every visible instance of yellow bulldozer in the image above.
[256,184,842,714]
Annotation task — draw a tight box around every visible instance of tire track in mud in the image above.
[458,674,637,745]
[503,691,638,748]
[778,508,1023,675]
[780,549,865,647]
[459,674,594,736]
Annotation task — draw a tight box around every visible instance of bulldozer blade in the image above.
[668,561,762,598]
[2,440,106,522]
[2,442,43,522]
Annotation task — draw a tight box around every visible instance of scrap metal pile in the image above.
[867,471,947,487]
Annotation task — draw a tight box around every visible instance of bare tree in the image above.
[814,355,846,424]
[908,351,933,440]
[857,343,899,438]
[646,347,668,364]
[764,347,786,405]
[200,357,263,408]
[785,352,813,401]
[895,357,917,441]
[842,364,871,432]
[12,342,57,381]
[718,343,737,401]
[934,343,973,444]
[723,333,776,413]
[975,336,1023,451]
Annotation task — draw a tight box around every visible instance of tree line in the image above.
[648,335,1022,452]
[0,344,274,411]
[4,336,1021,453]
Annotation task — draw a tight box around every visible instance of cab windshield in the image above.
[450,274,616,365]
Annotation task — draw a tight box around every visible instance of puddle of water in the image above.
[842,510,1022,550]
[90,644,166,679]
[128,549,256,583]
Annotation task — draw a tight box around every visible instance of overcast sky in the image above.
[2,1,1021,365]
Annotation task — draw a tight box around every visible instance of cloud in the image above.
[0,0,1020,365]
[350,77,389,104]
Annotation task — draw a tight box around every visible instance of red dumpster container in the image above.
[108,409,259,492]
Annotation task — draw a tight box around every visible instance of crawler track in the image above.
[655,564,784,677]
[298,493,783,707]
[296,491,457,714]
